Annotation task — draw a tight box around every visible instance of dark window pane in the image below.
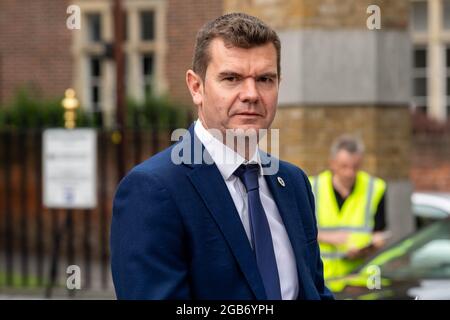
[414,48,427,68]
[414,78,427,97]
[92,86,100,103]
[447,48,450,68]
[140,11,155,41]
[143,54,154,76]
[87,13,101,42]
[448,77,450,95]
[90,57,101,77]
[89,55,102,112]
[143,54,153,98]
[447,106,450,118]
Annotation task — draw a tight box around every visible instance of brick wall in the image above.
[224,0,408,30]
[165,0,223,106]
[272,105,411,180]
[411,134,450,191]
[0,0,73,104]
[228,0,412,181]
[0,0,223,108]
[410,115,450,192]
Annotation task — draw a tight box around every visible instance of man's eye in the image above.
[258,77,274,83]
[223,77,238,82]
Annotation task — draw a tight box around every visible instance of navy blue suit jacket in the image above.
[110,124,333,300]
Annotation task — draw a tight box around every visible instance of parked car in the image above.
[412,192,450,228]
[327,218,450,300]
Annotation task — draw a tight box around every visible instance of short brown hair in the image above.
[192,13,281,80]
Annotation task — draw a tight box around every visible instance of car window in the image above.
[413,204,449,219]
[410,239,450,269]
[362,220,450,279]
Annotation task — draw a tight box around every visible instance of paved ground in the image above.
[0,287,115,300]
[1,252,116,300]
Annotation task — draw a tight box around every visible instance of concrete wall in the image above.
[226,0,416,240]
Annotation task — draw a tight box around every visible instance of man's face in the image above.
[330,150,363,187]
[187,38,279,135]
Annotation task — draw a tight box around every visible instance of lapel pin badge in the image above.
[277,176,285,187]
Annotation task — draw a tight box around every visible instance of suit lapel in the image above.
[182,124,266,299]
[181,124,316,299]
[188,165,267,299]
[263,165,314,299]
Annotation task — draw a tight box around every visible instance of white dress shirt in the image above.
[194,120,299,300]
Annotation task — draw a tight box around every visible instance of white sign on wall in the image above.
[43,129,97,209]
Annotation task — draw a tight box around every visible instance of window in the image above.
[86,13,102,43]
[132,7,160,101]
[444,0,450,30]
[89,57,102,112]
[447,47,450,68]
[414,78,427,97]
[413,47,428,114]
[411,1,450,121]
[73,1,165,124]
[370,220,450,279]
[414,48,427,69]
[142,54,154,98]
[411,1,427,32]
[140,11,155,41]
[84,11,106,113]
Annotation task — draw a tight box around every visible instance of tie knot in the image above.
[233,164,260,192]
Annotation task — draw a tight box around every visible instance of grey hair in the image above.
[330,134,365,158]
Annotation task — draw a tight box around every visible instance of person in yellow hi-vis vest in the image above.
[309,135,389,281]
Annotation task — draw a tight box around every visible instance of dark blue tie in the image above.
[234,164,282,300]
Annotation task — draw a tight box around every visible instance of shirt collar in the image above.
[194,119,263,180]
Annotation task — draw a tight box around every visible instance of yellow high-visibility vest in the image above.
[309,170,386,280]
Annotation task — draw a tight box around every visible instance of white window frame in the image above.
[410,0,449,121]
[123,0,167,102]
[71,0,167,127]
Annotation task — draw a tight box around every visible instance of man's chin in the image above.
[225,126,264,137]
[228,122,269,132]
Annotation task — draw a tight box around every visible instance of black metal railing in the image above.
[0,115,190,297]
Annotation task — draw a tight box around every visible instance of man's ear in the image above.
[186,70,203,106]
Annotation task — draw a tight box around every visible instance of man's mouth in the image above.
[234,112,262,117]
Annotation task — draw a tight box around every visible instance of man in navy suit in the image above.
[110,12,333,300]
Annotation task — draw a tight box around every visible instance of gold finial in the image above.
[62,88,79,129]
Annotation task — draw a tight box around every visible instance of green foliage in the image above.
[0,272,46,288]
[0,88,191,129]
[126,94,189,130]
[0,88,95,129]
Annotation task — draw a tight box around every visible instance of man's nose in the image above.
[239,77,259,104]
[346,169,357,179]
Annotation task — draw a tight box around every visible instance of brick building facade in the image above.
[0,0,222,126]
[0,1,448,226]
[0,0,72,103]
